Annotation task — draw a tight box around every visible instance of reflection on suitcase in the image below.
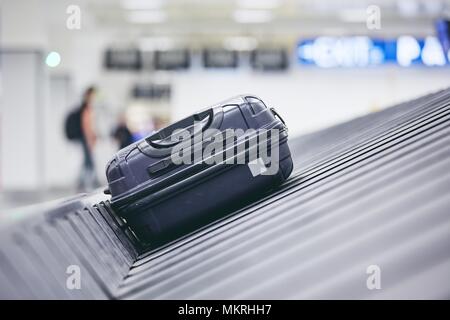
[105,95,293,246]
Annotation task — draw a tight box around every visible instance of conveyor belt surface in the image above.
[1,88,450,299]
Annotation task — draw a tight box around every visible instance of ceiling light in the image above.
[237,0,281,10]
[139,37,175,51]
[121,0,165,10]
[338,9,367,23]
[45,51,61,67]
[233,10,273,23]
[127,10,167,23]
[223,36,258,51]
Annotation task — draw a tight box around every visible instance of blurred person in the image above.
[112,114,134,150]
[77,86,100,191]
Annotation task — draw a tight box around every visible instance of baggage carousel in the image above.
[1,88,450,299]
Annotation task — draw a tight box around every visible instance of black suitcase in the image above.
[105,95,293,246]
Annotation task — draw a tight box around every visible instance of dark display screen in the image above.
[154,50,190,70]
[104,49,141,70]
[203,49,238,68]
[251,49,288,71]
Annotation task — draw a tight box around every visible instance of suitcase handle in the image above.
[270,107,286,126]
[146,108,217,149]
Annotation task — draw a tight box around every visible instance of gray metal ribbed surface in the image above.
[0,88,449,299]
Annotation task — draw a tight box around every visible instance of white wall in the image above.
[0,0,48,48]
[45,74,81,188]
[0,51,45,190]
[171,67,450,136]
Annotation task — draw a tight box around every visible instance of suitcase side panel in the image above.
[123,142,293,246]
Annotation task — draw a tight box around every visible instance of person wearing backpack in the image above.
[65,86,100,191]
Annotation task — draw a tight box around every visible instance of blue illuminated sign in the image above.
[297,36,446,67]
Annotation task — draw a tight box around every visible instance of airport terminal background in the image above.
[1,0,450,211]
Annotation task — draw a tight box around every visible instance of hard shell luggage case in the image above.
[105,95,293,246]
